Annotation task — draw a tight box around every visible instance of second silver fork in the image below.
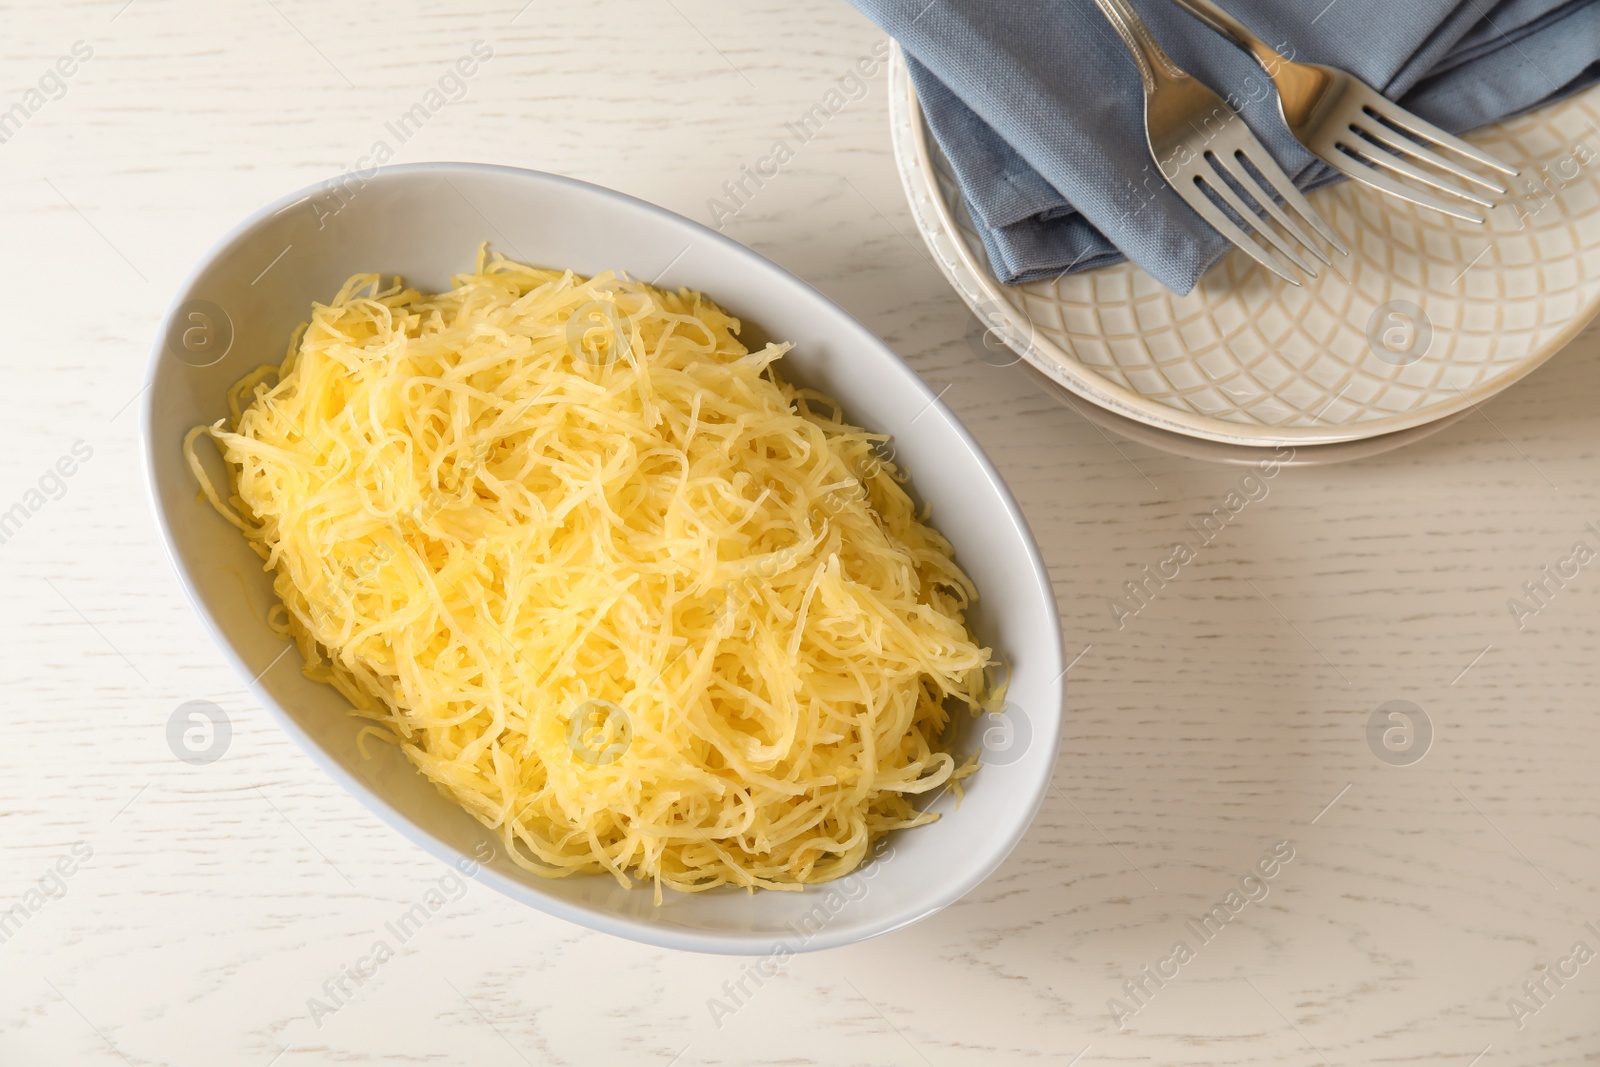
[1090,0,1346,285]
[1166,0,1518,224]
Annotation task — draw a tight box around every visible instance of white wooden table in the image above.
[3,1,1598,1064]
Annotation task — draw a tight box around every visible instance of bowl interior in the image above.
[145,163,1063,953]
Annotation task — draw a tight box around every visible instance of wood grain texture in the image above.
[0,0,1597,1064]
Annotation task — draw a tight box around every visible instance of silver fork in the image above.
[1167,0,1518,223]
[1090,0,1345,285]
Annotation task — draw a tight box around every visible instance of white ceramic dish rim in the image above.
[139,160,1065,954]
[1011,357,1475,467]
[887,45,1600,448]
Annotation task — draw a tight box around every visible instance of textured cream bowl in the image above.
[890,47,1600,447]
[142,163,1064,954]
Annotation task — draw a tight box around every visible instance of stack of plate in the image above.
[887,45,1600,464]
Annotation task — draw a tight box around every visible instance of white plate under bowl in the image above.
[889,45,1600,447]
[142,163,1064,955]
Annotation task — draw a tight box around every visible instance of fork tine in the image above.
[1338,135,1495,209]
[1350,117,1507,194]
[1321,147,1485,222]
[1194,163,1320,277]
[1360,102,1518,177]
[1212,149,1332,266]
[1177,176,1304,285]
[1220,143,1348,257]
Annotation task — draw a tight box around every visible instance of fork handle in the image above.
[1165,0,1289,74]
[1090,0,1187,91]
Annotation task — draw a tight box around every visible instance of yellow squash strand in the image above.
[187,248,992,896]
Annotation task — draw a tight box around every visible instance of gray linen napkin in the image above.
[851,0,1600,293]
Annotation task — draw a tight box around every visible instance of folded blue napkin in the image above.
[849,0,1600,293]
